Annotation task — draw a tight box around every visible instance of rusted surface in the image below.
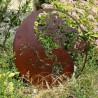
[13,9,86,87]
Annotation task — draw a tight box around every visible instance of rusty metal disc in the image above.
[13,9,86,87]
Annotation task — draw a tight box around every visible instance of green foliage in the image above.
[0,0,10,22]
[0,0,33,51]
[0,1,34,97]
[35,62,98,98]
[36,0,54,4]
[34,11,82,53]
[52,0,98,42]
[0,0,98,98]
[19,0,32,13]
[44,0,54,3]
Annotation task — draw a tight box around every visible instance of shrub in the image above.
[51,0,98,43]
[0,0,98,98]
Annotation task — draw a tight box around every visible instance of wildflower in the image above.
[95,35,98,49]
[93,27,98,33]
[96,39,98,45]
[91,7,97,14]
[68,0,73,3]
[42,4,53,9]
[93,22,98,26]
[88,14,95,20]
[80,24,87,30]
[72,12,79,19]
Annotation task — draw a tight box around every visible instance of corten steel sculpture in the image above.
[13,9,87,87]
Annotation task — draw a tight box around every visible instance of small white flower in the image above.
[68,0,73,3]
[96,39,98,45]
[42,3,53,9]
[91,7,97,14]
[80,24,87,30]
[72,12,79,19]
[93,22,98,26]
[88,14,95,20]
[93,26,98,33]
[33,89,38,94]
[74,65,77,72]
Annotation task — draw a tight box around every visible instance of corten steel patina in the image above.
[13,9,87,87]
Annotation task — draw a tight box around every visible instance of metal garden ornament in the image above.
[13,9,88,88]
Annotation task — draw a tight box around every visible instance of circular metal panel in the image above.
[13,9,86,87]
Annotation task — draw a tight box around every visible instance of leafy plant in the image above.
[0,0,98,98]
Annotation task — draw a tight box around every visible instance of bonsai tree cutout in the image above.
[13,9,88,88]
